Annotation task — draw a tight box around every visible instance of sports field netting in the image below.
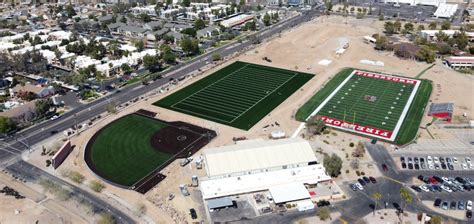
[155,61,314,130]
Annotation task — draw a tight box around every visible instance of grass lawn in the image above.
[89,114,173,186]
[154,61,314,130]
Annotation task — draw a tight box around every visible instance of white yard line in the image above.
[390,80,422,141]
[229,72,297,123]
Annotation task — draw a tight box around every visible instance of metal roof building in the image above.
[200,138,331,200]
[203,138,318,179]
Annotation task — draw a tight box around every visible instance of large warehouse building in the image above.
[199,138,331,203]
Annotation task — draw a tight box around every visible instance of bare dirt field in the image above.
[18,15,474,223]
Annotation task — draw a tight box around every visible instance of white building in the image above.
[419,30,474,42]
[131,5,158,17]
[444,57,474,69]
[199,138,331,201]
[383,0,445,6]
[220,14,255,28]
[433,3,458,18]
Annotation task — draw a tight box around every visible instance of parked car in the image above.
[369,176,376,184]
[414,157,419,163]
[354,183,364,190]
[427,156,433,163]
[467,210,472,219]
[317,200,331,207]
[433,157,440,163]
[382,164,388,171]
[411,185,422,192]
[419,185,429,192]
[363,176,370,184]
[453,157,458,163]
[400,156,405,163]
[350,184,358,191]
[466,157,472,164]
[434,198,442,207]
[458,201,465,210]
[408,163,413,169]
[442,201,449,210]
[401,163,407,169]
[189,208,197,219]
[467,200,472,210]
[358,178,366,186]
[414,163,420,170]
[450,201,457,210]
[440,185,452,193]
[418,175,424,181]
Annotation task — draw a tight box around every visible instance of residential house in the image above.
[10,83,55,98]
[117,25,148,38]
[0,100,37,125]
[444,57,474,70]
[97,15,115,24]
[168,31,184,44]
[107,22,126,34]
[197,26,220,38]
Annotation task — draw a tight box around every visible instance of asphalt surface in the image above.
[4,160,134,223]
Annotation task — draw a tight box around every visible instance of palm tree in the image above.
[399,187,413,222]
[372,192,382,216]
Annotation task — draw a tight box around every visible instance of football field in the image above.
[155,61,314,130]
[296,68,432,144]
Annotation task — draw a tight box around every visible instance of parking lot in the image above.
[394,152,474,172]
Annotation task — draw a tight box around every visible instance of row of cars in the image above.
[411,175,474,193]
[400,155,473,171]
[433,199,472,219]
[350,176,377,191]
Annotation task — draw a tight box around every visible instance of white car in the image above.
[50,115,60,120]
[433,157,440,163]
[467,200,473,210]
[419,185,430,192]
[428,164,434,170]
[354,183,364,190]
[453,157,458,163]
[427,156,433,164]
[466,157,472,164]
[441,177,452,185]
[440,185,452,193]
[462,163,468,170]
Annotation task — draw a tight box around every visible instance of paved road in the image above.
[4,160,135,223]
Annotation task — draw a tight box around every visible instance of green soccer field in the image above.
[87,114,173,186]
[154,61,314,130]
[296,68,432,144]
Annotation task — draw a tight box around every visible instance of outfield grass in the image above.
[89,114,173,186]
[154,61,313,130]
[295,68,354,121]
[394,80,433,145]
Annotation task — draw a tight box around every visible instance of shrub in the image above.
[349,142,355,147]
[346,169,350,174]
[89,180,105,192]
[360,171,365,175]
[317,207,330,221]
[356,170,361,176]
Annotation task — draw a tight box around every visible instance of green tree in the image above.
[143,54,161,72]
[89,180,105,192]
[181,0,191,7]
[384,21,395,35]
[375,35,388,50]
[140,13,151,23]
[0,116,15,133]
[441,21,451,30]
[105,103,117,114]
[393,20,402,33]
[437,43,451,55]
[403,22,414,33]
[417,24,425,31]
[180,38,200,55]
[372,192,382,216]
[263,13,271,26]
[181,27,197,37]
[163,51,176,64]
[399,187,413,222]
[120,63,132,74]
[317,207,330,221]
[430,215,442,224]
[428,21,437,30]
[194,19,205,30]
[65,4,76,18]
[35,99,51,116]
[416,46,435,63]
[134,39,145,51]
[435,30,449,42]
[454,31,469,50]
[323,153,342,177]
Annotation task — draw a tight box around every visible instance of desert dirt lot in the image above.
[21,15,474,223]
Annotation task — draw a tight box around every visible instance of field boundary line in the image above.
[390,80,422,141]
[229,72,298,123]
[171,105,235,123]
[306,70,356,120]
